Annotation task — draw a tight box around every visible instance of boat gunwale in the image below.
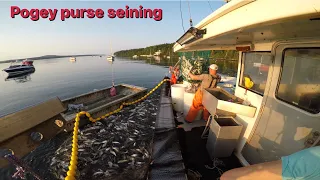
[61,83,147,103]
[0,84,147,119]
[62,86,148,122]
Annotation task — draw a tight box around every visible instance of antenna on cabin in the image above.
[224,0,231,3]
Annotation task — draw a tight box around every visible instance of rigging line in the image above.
[208,1,214,12]
[179,0,186,32]
[111,62,115,86]
[186,0,193,27]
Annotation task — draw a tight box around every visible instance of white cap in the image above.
[209,64,218,70]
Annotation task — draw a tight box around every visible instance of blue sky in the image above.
[0,1,225,61]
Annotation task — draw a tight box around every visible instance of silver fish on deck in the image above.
[110,150,117,156]
[50,91,161,180]
[112,147,119,153]
[118,159,129,163]
[112,141,120,145]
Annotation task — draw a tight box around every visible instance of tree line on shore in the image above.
[114,43,238,60]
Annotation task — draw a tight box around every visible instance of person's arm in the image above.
[220,160,282,180]
[188,72,203,81]
[221,146,320,180]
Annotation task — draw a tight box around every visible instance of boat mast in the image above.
[110,41,113,56]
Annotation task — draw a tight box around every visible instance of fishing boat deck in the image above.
[149,85,186,180]
[151,83,242,179]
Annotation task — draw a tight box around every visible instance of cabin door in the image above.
[242,41,320,164]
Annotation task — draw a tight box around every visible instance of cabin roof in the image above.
[173,0,320,52]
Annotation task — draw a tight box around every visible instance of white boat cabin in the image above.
[173,0,320,166]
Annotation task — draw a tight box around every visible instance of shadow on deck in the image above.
[151,79,242,180]
[176,125,242,180]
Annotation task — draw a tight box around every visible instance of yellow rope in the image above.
[65,79,170,180]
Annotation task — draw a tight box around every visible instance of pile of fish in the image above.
[50,92,160,180]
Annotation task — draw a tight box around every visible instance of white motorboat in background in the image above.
[107,55,114,62]
[69,57,76,62]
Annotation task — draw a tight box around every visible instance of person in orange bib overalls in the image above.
[185,64,221,123]
[169,66,179,85]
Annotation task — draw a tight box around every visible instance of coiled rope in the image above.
[65,78,170,180]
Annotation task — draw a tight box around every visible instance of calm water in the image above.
[0,56,237,117]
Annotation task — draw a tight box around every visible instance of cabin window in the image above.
[276,48,320,114]
[240,52,273,95]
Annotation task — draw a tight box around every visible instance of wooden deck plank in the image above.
[0,98,65,142]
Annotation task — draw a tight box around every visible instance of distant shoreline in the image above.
[0,54,104,64]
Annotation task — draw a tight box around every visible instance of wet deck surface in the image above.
[176,126,242,180]
[149,87,186,180]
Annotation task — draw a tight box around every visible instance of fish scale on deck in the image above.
[50,92,161,180]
